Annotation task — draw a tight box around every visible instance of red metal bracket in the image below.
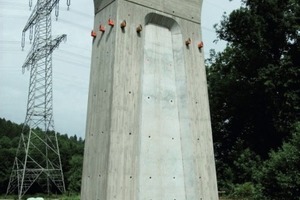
[91,30,97,37]
[99,25,105,32]
[198,41,204,49]
[108,18,114,26]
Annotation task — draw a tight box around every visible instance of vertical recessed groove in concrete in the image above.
[170,19,192,200]
[139,13,186,199]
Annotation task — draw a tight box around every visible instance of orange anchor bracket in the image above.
[108,18,115,26]
[198,41,204,49]
[99,25,105,32]
[91,30,97,38]
[120,20,126,29]
[185,38,191,46]
[136,24,142,33]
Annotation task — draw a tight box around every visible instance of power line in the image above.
[0,39,91,53]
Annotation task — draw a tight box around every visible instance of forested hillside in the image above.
[207,0,300,199]
[0,118,83,195]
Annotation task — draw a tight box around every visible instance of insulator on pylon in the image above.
[29,26,33,44]
[29,0,32,10]
[21,32,25,50]
[55,4,59,21]
[67,0,71,10]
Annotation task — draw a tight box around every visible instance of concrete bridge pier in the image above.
[81,0,219,199]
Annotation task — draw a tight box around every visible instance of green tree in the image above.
[207,0,300,195]
[0,119,22,193]
[209,0,300,156]
[0,146,15,194]
[66,155,83,193]
[257,122,300,199]
[0,117,85,195]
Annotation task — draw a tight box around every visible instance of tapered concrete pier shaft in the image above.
[81,0,219,199]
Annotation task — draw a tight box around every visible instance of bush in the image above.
[228,182,256,200]
[258,122,300,199]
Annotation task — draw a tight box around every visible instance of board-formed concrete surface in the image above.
[81,0,219,199]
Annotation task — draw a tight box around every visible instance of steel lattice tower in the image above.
[6,0,70,199]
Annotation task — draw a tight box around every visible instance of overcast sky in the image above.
[0,0,241,138]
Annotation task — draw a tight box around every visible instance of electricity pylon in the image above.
[6,0,70,199]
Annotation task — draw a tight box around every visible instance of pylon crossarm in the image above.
[22,49,37,72]
[23,0,58,33]
[48,0,60,15]
[22,34,66,71]
[22,47,49,72]
[49,34,67,53]
[22,3,38,33]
